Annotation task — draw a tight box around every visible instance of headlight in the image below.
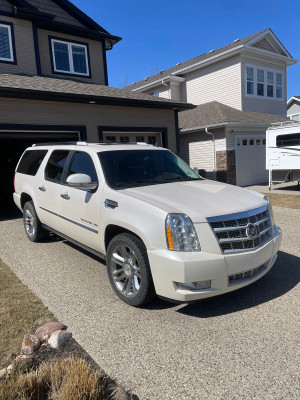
[166,213,200,251]
[264,195,274,224]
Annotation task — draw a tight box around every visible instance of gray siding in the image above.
[0,0,12,13]
[0,98,177,153]
[38,29,106,85]
[27,0,86,28]
[287,102,300,115]
[170,81,181,101]
[241,55,287,116]
[0,16,36,75]
[252,38,278,54]
[180,129,226,174]
[184,55,242,110]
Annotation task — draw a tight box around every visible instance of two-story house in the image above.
[0,0,192,200]
[128,29,297,186]
[287,96,300,121]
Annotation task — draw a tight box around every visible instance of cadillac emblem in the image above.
[247,223,258,238]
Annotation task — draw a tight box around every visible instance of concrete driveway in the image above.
[0,206,299,399]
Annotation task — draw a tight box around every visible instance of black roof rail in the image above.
[32,142,87,147]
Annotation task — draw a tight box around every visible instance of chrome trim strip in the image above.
[213,216,270,232]
[206,205,267,223]
[218,227,272,243]
[39,206,98,234]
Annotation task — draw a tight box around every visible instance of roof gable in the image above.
[128,29,296,92]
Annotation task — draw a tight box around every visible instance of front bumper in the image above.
[148,224,282,302]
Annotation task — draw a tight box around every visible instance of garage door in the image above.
[236,136,268,186]
[0,131,79,202]
[103,132,162,146]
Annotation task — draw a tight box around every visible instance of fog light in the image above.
[176,280,211,291]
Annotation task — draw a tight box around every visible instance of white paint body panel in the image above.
[14,143,282,302]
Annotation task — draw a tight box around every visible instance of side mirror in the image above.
[193,167,199,175]
[66,173,98,190]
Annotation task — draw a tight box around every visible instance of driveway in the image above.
[0,206,299,399]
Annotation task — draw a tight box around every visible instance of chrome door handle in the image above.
[38,186,46,192]
[61,194,70,200]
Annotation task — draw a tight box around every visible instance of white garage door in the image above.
[103,132,161,146]
[236,136,268,186]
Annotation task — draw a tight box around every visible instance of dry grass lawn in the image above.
[267,193,300,210]
[0,260,55,369]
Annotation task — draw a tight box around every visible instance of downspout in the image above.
[205,127,216,180]
[161,79,170,99]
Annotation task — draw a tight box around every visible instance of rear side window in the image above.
[67,151,98,182]
[45,150,70,183]
[17,150,48,176]
[276,133,300,147]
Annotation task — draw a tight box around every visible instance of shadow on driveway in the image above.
[176,251,299,318]
[0,199,22,221]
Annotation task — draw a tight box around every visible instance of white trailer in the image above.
[266,121,300,190]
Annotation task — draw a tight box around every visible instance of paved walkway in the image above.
[0,206,299,399]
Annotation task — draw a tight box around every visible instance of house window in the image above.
[105,136,116,142]
[246,67,254,95]
[136,136,145,142]
[148,136,157,145]
[51,38,89,76]
[289,114,300,122]
[149,90,160,97]
[120,136,129,143]
[0,23,14,62]
[246,65,283,99]
[257,69,264,96]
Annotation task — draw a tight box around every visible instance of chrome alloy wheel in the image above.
[25,209,36,237]
[110,245,141,298]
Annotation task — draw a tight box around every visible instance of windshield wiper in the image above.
[166,176,202,182]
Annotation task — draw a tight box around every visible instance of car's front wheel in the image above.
[23,201,48,242]
[106,233,155,307]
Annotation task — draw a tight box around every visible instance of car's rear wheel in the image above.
[23,201,48,242]
[106,233,155,307]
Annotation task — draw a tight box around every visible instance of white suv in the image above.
[14,142,282,306]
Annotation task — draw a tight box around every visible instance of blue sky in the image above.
[72,0,300,99]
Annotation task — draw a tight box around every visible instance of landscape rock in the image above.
[48,330,72,349]
[0,368,6,379]
[21,334,41,355]
[35,321,67,342]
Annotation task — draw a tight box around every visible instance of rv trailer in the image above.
[266,121,300,190]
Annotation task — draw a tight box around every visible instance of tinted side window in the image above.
[276,133,300,147]
[45,150,70,183]
[67,152,98,182]
[17,150,48,176]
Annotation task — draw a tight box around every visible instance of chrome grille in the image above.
[208,206,273,254]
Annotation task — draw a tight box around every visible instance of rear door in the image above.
[37,149,71,231]
[58,150,102,251]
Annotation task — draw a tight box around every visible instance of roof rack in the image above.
[269,121,300,129]
[32,141,88,147]
[97,142,151,146]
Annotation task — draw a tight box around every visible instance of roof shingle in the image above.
[179,101,287,131]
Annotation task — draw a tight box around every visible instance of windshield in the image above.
[98,149,202,189]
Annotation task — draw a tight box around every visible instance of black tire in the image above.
[106,233,155,307]
[23,201,48,242]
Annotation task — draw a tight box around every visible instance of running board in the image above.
[41,224,106,262]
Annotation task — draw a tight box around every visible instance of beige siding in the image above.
[170,82,181,101]
[184,55,242,109]
[27,0,85,28]
[252,38,278,54]
[0,98,177,153]
[144,85,169,99]
[180,129,226,177]
[0,16,36,75]
[241,56,287,116]
[0,0,12,13]
[38,29,105,85]
[287,102,300,115]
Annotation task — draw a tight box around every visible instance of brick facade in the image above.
[216,150,236,185]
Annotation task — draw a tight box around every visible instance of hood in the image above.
[122,180,265,223]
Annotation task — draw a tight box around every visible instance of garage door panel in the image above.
[236,137,268,186]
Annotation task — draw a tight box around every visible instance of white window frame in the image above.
[0,23,14,62]
[245,64,283,101]
[51,38,89,76]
